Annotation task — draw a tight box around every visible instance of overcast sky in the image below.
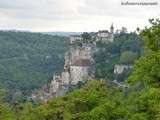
[0,0,159,32]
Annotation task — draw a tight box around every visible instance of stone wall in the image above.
[70,66,90,85]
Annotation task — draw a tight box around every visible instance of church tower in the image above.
[110,23,114,42]
[110,23,114,34]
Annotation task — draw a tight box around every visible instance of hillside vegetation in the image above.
[0,19,160,120]
[0,31,69,102]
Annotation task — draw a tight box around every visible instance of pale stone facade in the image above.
[50,75,61,96]
[70,66,90,85]
[70,58,94,85]
[61,71,70,85]
[114,64,133,75]
[70,35,83,44]
[96,24,114,42]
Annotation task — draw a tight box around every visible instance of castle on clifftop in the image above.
[70,24,114,44]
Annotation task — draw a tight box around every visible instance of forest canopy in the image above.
[0,19,160,120]
[0,31,69,102]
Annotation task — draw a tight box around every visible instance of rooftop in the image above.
[72,59,92,66]
[98,30,109,33]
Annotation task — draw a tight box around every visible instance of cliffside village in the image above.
[31,24,130,102]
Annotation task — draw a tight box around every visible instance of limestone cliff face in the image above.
[48,43,95,98]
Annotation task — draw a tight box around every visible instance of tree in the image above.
[1,19,160,120]
[128,19,160,86]
[81,32,92,43]
[140,19,160,52]
[128,18,160,120]
[120,51,138,64]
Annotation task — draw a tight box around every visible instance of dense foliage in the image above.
[0,19,160,120]
[0,31,69,102]
[23,19,160,120]
[126,19,160,120]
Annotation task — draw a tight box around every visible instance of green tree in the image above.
[140,19,160,52]
[128,18,160,120]
[120,51,138,64]
[81,32,92,43]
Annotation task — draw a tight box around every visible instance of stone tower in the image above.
[110,23,114,42]
[110,23,114,34]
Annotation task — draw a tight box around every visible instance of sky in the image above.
[0,0,160,32]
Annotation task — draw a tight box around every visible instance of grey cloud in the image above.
[0,0,78,20]
[0,0,54,9]
[1,0,158,20]
[77,0,159,18]
[0,0,159,31]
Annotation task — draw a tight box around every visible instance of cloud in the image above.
[0,0,159,31]
[0,0,80,19]
[79,0,160,18]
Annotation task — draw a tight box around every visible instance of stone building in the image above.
[96,24,114,42]
[69,24,114,45]
[48,24,115,99]
[70,35,83,44]
[47,42,95,99]
[114,64,133,75]
[70,59,95,85]
[32,24,115,101]
[49,75,61,97]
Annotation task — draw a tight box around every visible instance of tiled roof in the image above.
[72,59,92,66]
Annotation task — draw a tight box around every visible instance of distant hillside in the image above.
[0,31,69,102]
[42,32,82,37]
